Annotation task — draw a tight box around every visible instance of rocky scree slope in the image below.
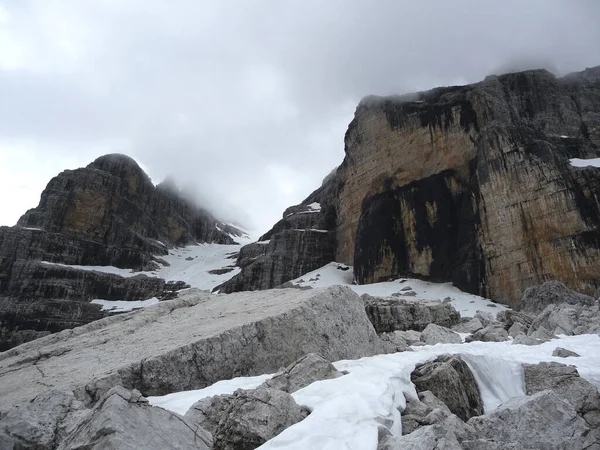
[0,153,243,350]
[224,66,600,306]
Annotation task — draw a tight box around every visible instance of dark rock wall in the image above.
[0,153,242,350]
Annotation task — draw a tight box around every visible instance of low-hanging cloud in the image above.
[0,0,599,236]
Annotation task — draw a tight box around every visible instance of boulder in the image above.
[473,311,495,327]
[260,353,344,393]
[379,423,464,450]
[511,335,543,346]
[393,330,422,345]
[0,286,383,414]
[466,391,594,449]
[523,362,600,428]
[553,347,580,358]
[0,390,87,450]
[57,386,211,450]
[507,322,526,337]
[379,332,410,353]
[467,324,509,342]
[411,355,483,421]
[185,388,308,450]
[451,318,483,334]
[518,280,596,314]
[363,295,460,333]
[528,302,600,336]
[420,323,462,345]
[528,324,557,341]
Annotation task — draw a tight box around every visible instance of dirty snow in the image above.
[91,298,159,313]
[287,262,507,317]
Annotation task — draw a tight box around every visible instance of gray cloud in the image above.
[1,0,599,235]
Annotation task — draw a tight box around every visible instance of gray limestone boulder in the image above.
[363,295,460,333]
[185,387,308,449]
[466,390,594,449]
[467,324,509,342]
[553,347,580,357]
[393,330,422,345]
[379,331,411,353]
[528,302,600,336]
[507,321,526,337]
[528,324,557,341]
[0,390,88,450]
[420,323,462,345]
[518,280,596,314]
[451,318,484,334]
[259,353,343,393]
[511,334,543,346]
[411,355,483,421]
[523,362,600,428]
[473,311,495,327]
[57,386,211,450]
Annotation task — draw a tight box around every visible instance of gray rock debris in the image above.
[260,353,343,393]
[420,323,462,345]
[467,324,509,342]
[57,386,211,450]
[451,318,483,334]
[379,331,411,353]
[185,387,308,450]
[411,355,483,421]
[528,302,600,336]
[553,347,580,357]
[518,280,596,314]
[363,294,460,333]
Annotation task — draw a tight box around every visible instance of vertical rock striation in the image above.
[341,67,600,305]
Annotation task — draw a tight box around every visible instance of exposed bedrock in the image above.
[0,153,242,350]
[344,67,600,305]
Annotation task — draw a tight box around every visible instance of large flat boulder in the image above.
[0,286,383,412]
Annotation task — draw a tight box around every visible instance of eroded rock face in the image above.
[342,68,600,305]
[411,355,483,421]
[0,153,242,350]
[518,280,597,313]
[185,388,308,450]
[216,174,337,293]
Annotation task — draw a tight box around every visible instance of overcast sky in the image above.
[1,1,599,236]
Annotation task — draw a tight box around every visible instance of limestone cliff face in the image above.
[215,174,337,293]
[343,68,600,305]
[0,154,243,350]
[17,153,240,268]
[222,66,600,305]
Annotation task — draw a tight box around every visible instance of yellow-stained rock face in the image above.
[340,69,600,305]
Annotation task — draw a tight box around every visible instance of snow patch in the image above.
[287,262,506,317]
[40,261,139,278]
[570,158,600,168]
[91,298,159,313]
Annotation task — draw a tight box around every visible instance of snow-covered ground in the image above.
[149,334,600,450]
[570,157,600,168]
[287,262,507,317]
[91,298,159,312]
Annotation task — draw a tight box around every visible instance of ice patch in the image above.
[91,298,159,313]
[40,261,139,277]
